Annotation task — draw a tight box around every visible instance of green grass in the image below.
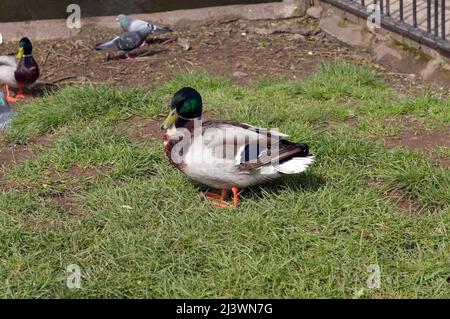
[0,62,449,298]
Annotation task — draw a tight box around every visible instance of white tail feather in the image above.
[273,156,314,174]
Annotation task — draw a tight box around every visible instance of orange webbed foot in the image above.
[6,96,17,103]
[15,92,27,100]
[203,188,240,208]
[5,84,17,103]
[231,186,240,208]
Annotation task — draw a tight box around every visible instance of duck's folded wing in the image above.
[199,120,304,167]
[238,139,310,172]
[200,120,273,161]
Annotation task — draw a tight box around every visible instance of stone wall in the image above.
[307,0,450,85]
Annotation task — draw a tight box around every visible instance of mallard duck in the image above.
[116,14,171,34]
[0,37,40,103]
[0,91,14,131]
[160,87,314,207]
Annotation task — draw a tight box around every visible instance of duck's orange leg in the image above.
[231,186,240,208]
[204,189,230,207]
[5,84,17,103]
[204,187,240,208]
[15,88,26,99]
[204,189,227,200]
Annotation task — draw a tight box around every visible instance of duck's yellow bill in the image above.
[160,110,179,129]
[16,47,24,59]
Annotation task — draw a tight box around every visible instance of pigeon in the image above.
[116,14,171,35]
[0,91,14,131]
[95,30,151,60]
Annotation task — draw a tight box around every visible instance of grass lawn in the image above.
[0,62,449,298]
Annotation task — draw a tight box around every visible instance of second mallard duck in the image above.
[160,87,314,207]
[0,91,14,131]
[0,37,40,103]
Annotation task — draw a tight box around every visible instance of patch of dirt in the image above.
[385,188,427,216]
[382,117,450,167]
[367,179,426,216]
[114,116,165,143]
[1,16,443,96]
[0,144,32,171]
[44,165,110,215]
[47,193,84,217]
[21,217,62,230]
[1,164,108,219]
[0,18,390,89]
[386,127,450,153]
[0,17,318,90]
[0,133,56,180]
[317,117,358,131]
[0,181,30,191]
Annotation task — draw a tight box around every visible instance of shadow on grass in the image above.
[195,171,325,201]
[17,83,59,98]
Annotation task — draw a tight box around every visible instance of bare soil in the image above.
[1,17,447,96]
[383,116,450,167]
[0,133,55,179]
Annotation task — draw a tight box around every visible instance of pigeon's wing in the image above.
[128,19,152,32]
[95,37,120,51]
[117,32,144,51]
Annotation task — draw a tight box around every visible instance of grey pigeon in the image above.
[95,30,151,60]
[116,14,171,34]
[0,91,14,131]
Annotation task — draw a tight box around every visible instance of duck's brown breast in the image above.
[14,56,40,87]
[164,132,186,171]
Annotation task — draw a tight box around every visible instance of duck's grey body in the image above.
[0,55,19,87]
[165,120,314,189]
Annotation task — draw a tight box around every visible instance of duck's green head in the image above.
[161,87,203,129]
[17,37,33,58]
